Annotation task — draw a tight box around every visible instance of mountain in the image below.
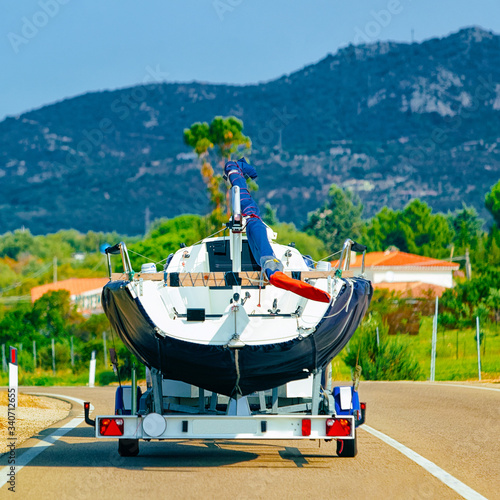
[1,26,500,235]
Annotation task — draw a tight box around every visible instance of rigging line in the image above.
[190,226,227,247]
[89,259,104,272]
[245,276,267,285]
[0,261,53,293]
[151,226,228,266]
[109,326,122,388]
[317,250,342,262]
[128,248,155,261]
[299,283,355,324]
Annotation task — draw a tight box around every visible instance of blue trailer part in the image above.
[333,385,366,427]
[115,386,142,415]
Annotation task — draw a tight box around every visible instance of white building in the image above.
[31,278,109,314]
[346,250,459,297]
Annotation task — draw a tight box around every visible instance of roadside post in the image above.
[89,350,96,388]
[33,340,36,369]
[476,316,482,381]
[376,326,380,347]
[430,296,438,381]
[9,347,18,408]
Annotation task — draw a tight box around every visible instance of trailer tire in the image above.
[118,438,139,457]
[336,431,357,458]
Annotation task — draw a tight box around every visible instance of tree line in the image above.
[0,115,499,382]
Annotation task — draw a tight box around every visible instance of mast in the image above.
[230,185,243,284]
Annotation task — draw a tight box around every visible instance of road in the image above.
[1,382,498,500]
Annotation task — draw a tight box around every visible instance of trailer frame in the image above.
[84,365,366,458]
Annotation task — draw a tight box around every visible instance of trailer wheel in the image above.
[118,439,139,457]
[336,431,357,458]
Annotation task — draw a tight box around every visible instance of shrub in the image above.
[343,316,421,380]
[38,342,71,371]
[98,370,117,386]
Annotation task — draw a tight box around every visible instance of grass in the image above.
[334,317,500,382]
[2,320,499,385]
[410,317,500,381]
[0,368,107,387]
[331,358,352,381]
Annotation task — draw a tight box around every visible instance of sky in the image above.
[2,0,500,120]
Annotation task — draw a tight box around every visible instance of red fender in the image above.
[269,271,331,303]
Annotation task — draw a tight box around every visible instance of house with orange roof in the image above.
[30,277,109,314]
[337,250,460,298]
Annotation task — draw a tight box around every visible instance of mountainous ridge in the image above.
[1,26,499,235]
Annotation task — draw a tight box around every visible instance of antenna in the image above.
[145,206,151,235]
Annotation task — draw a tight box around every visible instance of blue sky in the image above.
[2,0,500,120]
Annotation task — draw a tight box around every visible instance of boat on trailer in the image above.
[102,194,372,399]
[91,159,373,457]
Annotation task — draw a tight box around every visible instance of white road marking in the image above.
[423,383,500,393]
[362,425,488,500]
[1,394,92,490]
[386,381,500,393]
[26,393,95,410]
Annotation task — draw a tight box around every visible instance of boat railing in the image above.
[337,239,367,275]
[109,269,354,285]
[105,242,134,280]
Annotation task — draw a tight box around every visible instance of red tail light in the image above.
[301,419,311,436]
[326,418,351,437]
[360,402,366,410]
[99,418,124,436]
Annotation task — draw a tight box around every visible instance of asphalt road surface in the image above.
[1,382,498,500]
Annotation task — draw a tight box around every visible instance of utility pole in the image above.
[465,248,471,280]
[145,207,151,236]
[51,338,56,375]
[430,297,438,381]
[103,331,108,368]
[53,256,57,283]
[476,316,482,381]
[451,250,472,280]
[1,344,6,372]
